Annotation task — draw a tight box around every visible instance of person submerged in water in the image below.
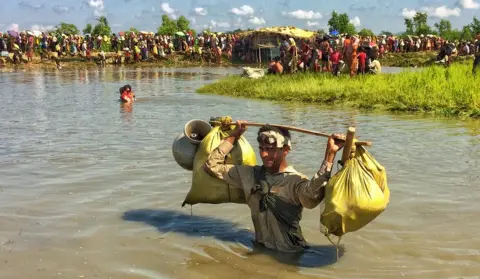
[203,121,345,252]
[119,84,136,103]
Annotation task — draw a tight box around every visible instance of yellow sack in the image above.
[321,145,390,237]
[182,118,256,206]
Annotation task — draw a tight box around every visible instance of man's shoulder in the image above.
[282,167,309,180]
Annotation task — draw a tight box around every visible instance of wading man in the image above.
[203,121,345,252]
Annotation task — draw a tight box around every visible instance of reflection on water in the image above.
[0,67,479,279]
[119,102,134,127]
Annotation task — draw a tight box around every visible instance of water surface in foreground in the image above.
[0,67,479,279]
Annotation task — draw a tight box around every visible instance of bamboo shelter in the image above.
[238,26,317,63]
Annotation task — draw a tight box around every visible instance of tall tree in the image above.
[176,16,190,31]
[380,30,393,37]
[92,16,112,36]
[448,29,462,41]
[327,11,356,35]
[157,15,179,35]
[55,22,79,35]
[470,16,480,34]
[358,28,375,37]
[434,19,452,39]
[413,12,431,35]
[83,23,92,35]
[461,25,473,41]
[176,15,196,36]
[404,18,414,35]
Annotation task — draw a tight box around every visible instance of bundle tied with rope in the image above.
[181,116,256,206]
[320,135,390,250]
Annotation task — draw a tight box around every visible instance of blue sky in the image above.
[1,0,479,34]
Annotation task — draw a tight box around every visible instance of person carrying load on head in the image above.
[119,84,136,103]
[203,121,345,252]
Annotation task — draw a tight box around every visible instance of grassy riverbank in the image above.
[197,63,480,118]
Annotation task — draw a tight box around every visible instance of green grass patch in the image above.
[197,63,480,118]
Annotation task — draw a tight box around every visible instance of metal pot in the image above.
[172,119,212,171]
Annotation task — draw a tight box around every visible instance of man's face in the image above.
[259,143,284,170]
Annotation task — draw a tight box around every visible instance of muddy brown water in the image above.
[0,67,479,279]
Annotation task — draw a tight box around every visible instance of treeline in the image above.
[28,12,480,42]
[320,11,480,42]
[403,13,480,41]
[36,15,196,37]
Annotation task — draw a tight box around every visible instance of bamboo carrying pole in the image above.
[341,127,356,164]
[221,121,372,147]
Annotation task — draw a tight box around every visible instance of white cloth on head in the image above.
[258,129,291,149]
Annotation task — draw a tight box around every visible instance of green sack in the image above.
[182,119,257,206]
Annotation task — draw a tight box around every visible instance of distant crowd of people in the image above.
[0,30,240,64]
[0,29,478,72]
[267,35,384,77]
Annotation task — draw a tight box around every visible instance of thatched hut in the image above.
[238,26,316,63]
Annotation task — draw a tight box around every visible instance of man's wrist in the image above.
[225,134,240,144]
[225,135,236,145]
[319,160,333,176]
[325,150,337,163]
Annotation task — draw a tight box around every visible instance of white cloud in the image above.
[31,24,54,32]
[401,8,417,19]
[421,6,461,18]
[458,0,480,9]
[230,5,254,16]
[87,0,104,16]
[218,22,230,28]
[161,3,175,14]
[249,17,266,25]
[194,7,207,16]
[52,5,71,14]
[282,10,322,20]
[160,2,177,18]
[306,21,319,27]
[18,1,44,10]
[350,16,361,27]
[7,23,19,32]
[209,20,230,29]
[234,18,243,28]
